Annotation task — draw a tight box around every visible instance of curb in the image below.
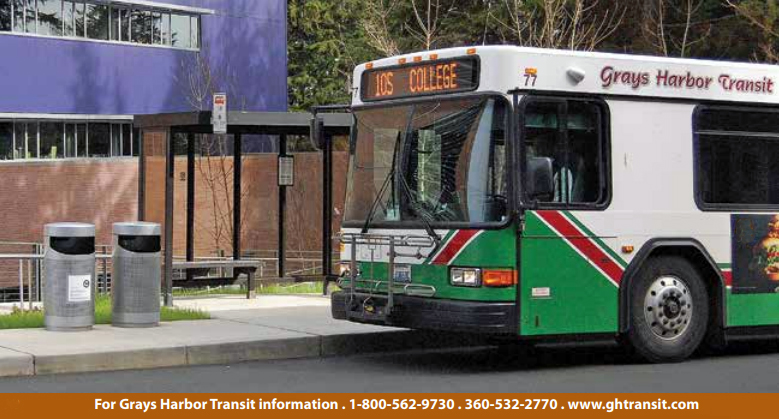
[1,330,487,377]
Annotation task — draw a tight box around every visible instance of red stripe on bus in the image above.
[722,270,733,287]
[538,211,624,285]
[431,230,479,265]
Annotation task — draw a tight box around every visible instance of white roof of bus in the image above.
[353,45,779,105]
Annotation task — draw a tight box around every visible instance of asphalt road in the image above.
[2,340,779,392]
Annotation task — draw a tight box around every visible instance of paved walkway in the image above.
[0,295,471,377]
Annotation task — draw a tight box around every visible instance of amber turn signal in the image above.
[483,270,517,287]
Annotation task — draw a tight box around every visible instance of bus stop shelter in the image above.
[133,111,351,305]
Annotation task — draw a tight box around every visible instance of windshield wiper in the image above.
[397,171,441,249]
[361,128,404,233]
[360,165,395,234]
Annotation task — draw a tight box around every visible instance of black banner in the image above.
[361,57,479,102]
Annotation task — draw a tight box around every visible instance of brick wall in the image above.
[0,151,348,287]
[0,159,139,288]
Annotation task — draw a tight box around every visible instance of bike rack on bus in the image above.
[338,232,437,319]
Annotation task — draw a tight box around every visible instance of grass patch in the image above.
[173,282,323,297]
[0,295,209,330]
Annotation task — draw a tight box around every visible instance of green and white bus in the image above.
[331,45,779,362]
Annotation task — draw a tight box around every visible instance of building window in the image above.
[0,0,202,49]
[88,122,109,157]
[190,14,197,48]
[37,0,61,36]
[121,124,132,156]
[24,0,35,33]
[76,122,86,157]
[696,107,779,209]
[64,123,76,157]
[170,12,188,48]
[39,121,63,158]
[86,2,107,40]
[0,122,13,160]
[0,0,12,30]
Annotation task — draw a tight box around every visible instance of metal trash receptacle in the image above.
[43,223,96,331]
[111,222,161,328]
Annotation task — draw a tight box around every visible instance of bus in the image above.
[330,45,779,363]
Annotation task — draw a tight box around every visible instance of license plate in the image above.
[393,264,411,283]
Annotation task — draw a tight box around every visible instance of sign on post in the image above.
[278,155,295,186]
[212,93,227,135]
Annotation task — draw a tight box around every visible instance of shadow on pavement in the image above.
[341,335,779,374]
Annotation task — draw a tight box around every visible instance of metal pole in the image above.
[186,132,195,282]
[101,246,108,294]
[27,259,31,310]
[233,133,242,262]
[278,134,286,278]
[18,260,23,308]
[163,129,175,307]
[322,131,333,277]
[138,127,146,220]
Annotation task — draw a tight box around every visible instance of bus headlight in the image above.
[450,267,481,287]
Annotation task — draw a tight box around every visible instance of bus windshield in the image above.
[344,97,508,226]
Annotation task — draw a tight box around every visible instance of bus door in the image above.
[518,97,621,336]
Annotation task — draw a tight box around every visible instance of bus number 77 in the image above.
[524,73,538,87]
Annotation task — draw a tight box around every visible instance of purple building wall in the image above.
[0,0,287,115]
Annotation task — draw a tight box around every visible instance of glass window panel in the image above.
[110,123,121,156]
[13,122,24,159]
[73,0,84,37]
[131,9,150,44]
[88,123,109,157]
[159,11,169,45]
[132,128,139,156]
[36,0,61,36]
[64,123,75,157]
[86,2,107,40]
[0,122,13,160]
[62,0,73,36]
[170,13,188,48]
[109,5,119,40]
[190,15,198,48]
[0,0,11,31]
[122,124,132,156]
[151,11,160,44]
[39,121,63,159]
[12,0,23,31]
[25,122,38,159]
[76,123,86,157]
[24,0,34,33]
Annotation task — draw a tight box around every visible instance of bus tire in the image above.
[626,256,709,363]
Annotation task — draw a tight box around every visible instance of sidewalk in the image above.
[0,295,476,377]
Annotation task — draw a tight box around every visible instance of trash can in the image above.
[111,222,161,328]
[43,223,96,331]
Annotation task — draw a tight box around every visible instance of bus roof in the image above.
[352,45,779,106]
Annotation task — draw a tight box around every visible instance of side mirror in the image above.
[526,157,554,200]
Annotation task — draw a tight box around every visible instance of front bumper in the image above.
[331,291,516,335]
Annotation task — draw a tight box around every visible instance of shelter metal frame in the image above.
[134,111,351,305]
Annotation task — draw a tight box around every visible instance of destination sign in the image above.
[361,57,479,101]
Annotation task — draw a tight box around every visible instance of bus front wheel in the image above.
[626,256,709,363]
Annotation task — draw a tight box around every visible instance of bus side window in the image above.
[523,99,608,207]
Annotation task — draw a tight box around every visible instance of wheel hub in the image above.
[643,275,693,340]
